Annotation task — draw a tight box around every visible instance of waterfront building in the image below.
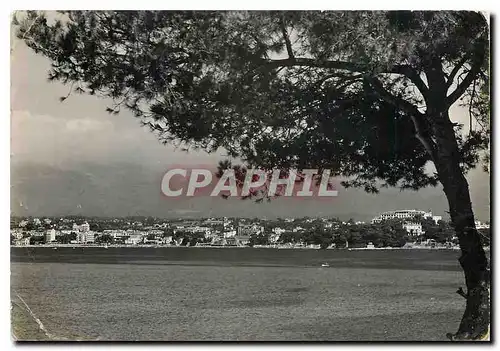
[45,229,56,243]
[85,231,95,243]
[125,234,144,245]
[15,238,30,246]
[103,229,128,239]
[235,235,251,246]
[11,230,23,240]
[77,231,87,243]
[162,236,173,244]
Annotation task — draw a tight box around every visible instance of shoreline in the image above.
[10,244,472,251]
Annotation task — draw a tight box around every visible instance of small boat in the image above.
[104,245,109,249]
[321,263,329,267]
[52,247,58,250]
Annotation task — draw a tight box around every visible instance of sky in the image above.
[9,19,491,222]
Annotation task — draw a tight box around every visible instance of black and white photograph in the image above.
[9,9,491,342]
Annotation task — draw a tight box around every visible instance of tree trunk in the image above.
[429,111,490,341]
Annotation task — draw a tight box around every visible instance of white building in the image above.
[45,229,56,243]
[476,221,490,229]
[85,232,95,243]
[103,229,128,239]
[237,224,264,236]
[125,235,144,245]
[223,230,237,238]
[11,230,23,240]
[80,222,90,232]
[402,222,425,237]
[372,210,441,224]
[15,238,30,246]
[77,231,87,243]
[73,222,90,232]
[423,212,442,224]
[372,210,426,223]
[272,227,286,235]
[269,233,281,243]
[162,236,173,244]
[174,226,212,238]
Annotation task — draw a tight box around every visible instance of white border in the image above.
[2,2,499,351]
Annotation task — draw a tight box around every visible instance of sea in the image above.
[11,247,467,341]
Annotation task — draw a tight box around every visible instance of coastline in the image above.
[10,243,472,251]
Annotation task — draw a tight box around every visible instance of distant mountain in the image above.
[10,160,488,221]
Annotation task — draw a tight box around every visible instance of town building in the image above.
[85,232,95,243]
[125,234,144,245]
[402,222,425,236]
[223,230,237,238]
[45,229,56,243]
[103,229,128,239]
[272,227,286,235]
[162,236,173,244]
[235,235,251,246]
[15,237,30,246]
[269,233,281,243]
[475,220,490,230]
[77,231,87,243]
[11,230,23,240]
[237,224,264,236]
[73,222,90,232]
[174,226,212,238]
[371,209,441,225]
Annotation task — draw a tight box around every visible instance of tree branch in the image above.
[264,57,404,75]
[279,17,294,59]
[445,44,486,108]
[263,57,428,99]
[365,76,422,117]
[366,76,438,163]
[405,70,429,102]
[445,55,470,90]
